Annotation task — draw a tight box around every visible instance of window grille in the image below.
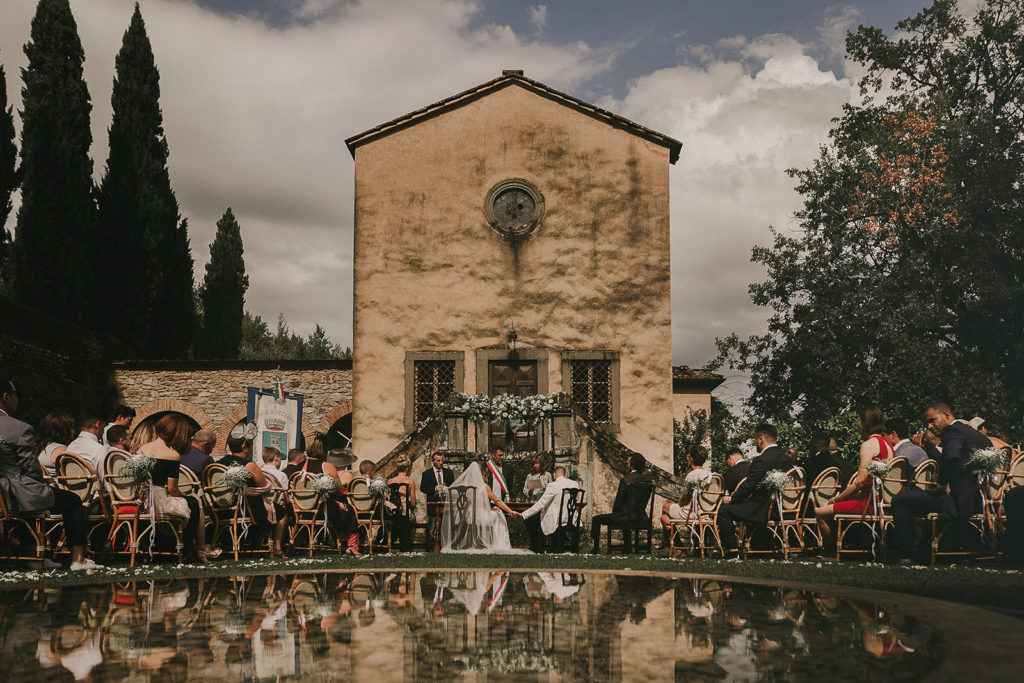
[570,359,612,423]
[413,360,456,422]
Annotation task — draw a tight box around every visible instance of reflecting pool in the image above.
[0,571,943,681]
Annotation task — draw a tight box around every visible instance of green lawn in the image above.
[3,552,1023,615]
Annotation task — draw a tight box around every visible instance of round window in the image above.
[483,178,545,238]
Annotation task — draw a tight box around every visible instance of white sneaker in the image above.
[70,558,103,571]
[42,558,62,570]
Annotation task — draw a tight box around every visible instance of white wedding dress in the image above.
[441,462,529,554]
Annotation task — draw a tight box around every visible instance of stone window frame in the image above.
[404,351,464,431]
[561,351,621,433]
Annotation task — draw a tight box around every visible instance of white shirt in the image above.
[262,464,289,490]
[66,431,108,480]
[102,422,115,446]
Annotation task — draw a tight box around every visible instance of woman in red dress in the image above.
[814,405,893,555]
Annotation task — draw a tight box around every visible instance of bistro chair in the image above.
[800,466,840,549]
[55,451,110,551]
[836,457,908,561]
[668,474,725,558]
[747,467,804,560]
[349,478,383,554]
[288,471,334,555]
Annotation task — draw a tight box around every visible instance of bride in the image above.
[441,461,529,553]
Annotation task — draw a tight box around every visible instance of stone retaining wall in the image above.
[112,360,352,454]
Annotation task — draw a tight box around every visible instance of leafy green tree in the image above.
[0,51,18,286]
[197,208,248,359]
[96,4,195,357]
[716,0,1024,437]
[239,311,351,360]
[11,0,96,322]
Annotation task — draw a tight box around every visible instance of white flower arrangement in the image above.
[310,474,337,500]
[457,393,494,425]
[435,484,449,501]
[681,468,713,496]
[520,394,559,425]
[966,447,1006,474]
[491,393,526,428]
[865,460,891,478]
[758,470,791,495]
[368,477,388,498]
[222,465,251,493]
[120,453,156,485]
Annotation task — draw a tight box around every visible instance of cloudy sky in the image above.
[2,0,937,402]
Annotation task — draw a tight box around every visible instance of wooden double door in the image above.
[488,360,538,451]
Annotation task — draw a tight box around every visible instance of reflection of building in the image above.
[347,70,687,472]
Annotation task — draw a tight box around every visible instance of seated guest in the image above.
[522,466,579,553]
[258,446,289,556]
[219,435,252,468]
[659,445,711,555]
[814,405,893,555]
[181,429,215,477]
[137,414,220,562]
[799,431,852,495]
[419,451,454,552]
[1,376,100,570]
[890,402,992,563]
[590,453,653,554]
[130,421,156,453]
[105,424,132,454]
[977,420,1012,452]
[386,456,417,551]
[887,419,928,469]
[721,448,749,494]
[34,412,76,478]
[67,414,109,480]
[283,448,308,478]
[261,447,289,489]
[358,459,377,482]
[716,423,790,558]
[523,454,552,501]
[103,405,135,446]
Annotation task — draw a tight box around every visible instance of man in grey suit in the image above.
[887,419,928,469]
[0,376,100,570]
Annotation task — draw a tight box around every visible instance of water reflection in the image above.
[0,571,941,681]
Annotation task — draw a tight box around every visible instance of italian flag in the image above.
[273,381,285,402]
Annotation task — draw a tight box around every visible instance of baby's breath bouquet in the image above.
[435,484,449,501]
[368,477,388,498]
[966,447,1006,474]
[520,394,559,425]
[681,468,713,497]
[120,454,156,485]
[222,465,251,493]
[310,474,337,501]
[758,470,791,496]
[865,460,891,478]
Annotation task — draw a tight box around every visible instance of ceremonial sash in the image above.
[487,460,509,502]
[487,573,509,613]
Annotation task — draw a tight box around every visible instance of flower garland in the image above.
[457,393,494,425]
[222,465,251,493]
[966,447,1006,474]
[120,454,156,485]
[491,393,526,429]
[758,470,791,495]
[520,394,559,425]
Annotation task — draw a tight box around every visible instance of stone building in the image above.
[346,70,687,472]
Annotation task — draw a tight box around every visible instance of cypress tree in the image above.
[12,0,96,322]
[0,51,19,285]
[198,208,248,359]
[149,217,198,358]
[96,4,196,357]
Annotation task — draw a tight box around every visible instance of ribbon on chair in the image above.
[689,490,701,549]
[977,472,997,551]
[147,480,157,559]
[867,475,883,561]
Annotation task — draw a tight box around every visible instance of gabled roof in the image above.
[345,70,681,164]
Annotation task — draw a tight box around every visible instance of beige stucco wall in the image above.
[352,83,674,470]
[113,366,352,455]
[673,392,712,425]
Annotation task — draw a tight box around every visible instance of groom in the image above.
[485,445,514,505]
[521,467,579,552]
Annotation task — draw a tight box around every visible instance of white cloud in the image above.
[818,5,862,59]
[529,4,548,32]
[1,0,614,347]
[603,36,856,372]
